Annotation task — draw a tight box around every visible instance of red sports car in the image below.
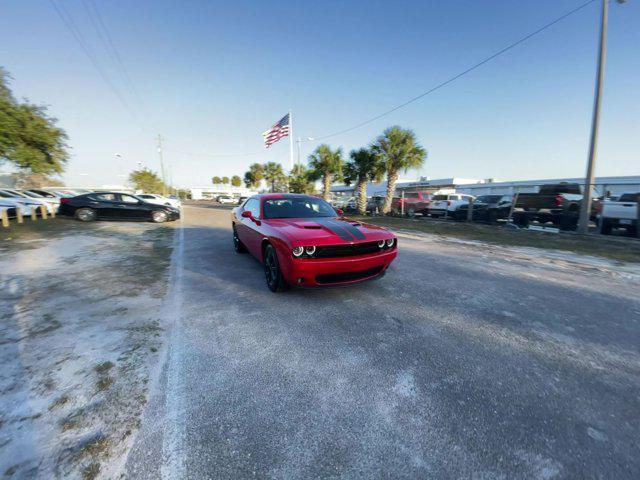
[232,193,398,292]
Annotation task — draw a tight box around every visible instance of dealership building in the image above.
[330,175,640,199]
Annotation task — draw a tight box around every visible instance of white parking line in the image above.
[161,219,187,479]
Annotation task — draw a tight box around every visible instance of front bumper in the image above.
[280,248,398,287]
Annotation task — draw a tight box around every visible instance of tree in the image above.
[288,164,315,194]
[0,68,68,174]
[221,176,230,184]
[212,176,222,184]
[231,175,242,187]
[344,147,385,215]
[373,126,426,214]
[129,169,166,193]
[243,163,264,188]
[308,144,343,201]
[12,171,64,188]
[263,162,287,193]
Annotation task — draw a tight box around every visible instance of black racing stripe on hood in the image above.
[314,218,365,241]
[333,219,366,240]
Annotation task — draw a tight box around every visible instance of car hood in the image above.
[266,217,391,245]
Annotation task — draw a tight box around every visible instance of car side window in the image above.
[119,194,140,204]
[244,198,260,218]
[92,193,117,201]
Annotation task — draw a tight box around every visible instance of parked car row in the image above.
[331,183,639,236]
[0,188,182,224]
[0,188,68,216]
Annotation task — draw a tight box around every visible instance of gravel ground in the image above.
[0,218,175,479]
[126,205,640,479]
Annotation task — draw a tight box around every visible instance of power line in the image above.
[307,0,598,142]
[84,0,146,112]
[164,146,266,159]
[49,0,149,132]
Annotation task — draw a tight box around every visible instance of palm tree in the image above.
[243,163,264,188]
[288,164,315,194]
[308,144,343,201]
[343,147,385,215]
[263,162,287,192]
[373,126,427,214]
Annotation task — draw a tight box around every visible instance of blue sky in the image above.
[1,0,638,187]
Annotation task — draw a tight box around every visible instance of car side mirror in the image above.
[241,210,253,219]
[336,209,344,216]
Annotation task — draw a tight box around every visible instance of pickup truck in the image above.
[511,183,584,230]
[391,191,433,216]
[427,194,474,218]
[599,193,638,235]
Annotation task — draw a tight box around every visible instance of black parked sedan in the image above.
[59,192,180,223]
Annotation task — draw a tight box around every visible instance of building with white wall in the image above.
[189,184,257,200]
[331,175,640,198]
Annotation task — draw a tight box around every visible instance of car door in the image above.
[86,193,119,217]
[117,194,150,219]
[237,198,263,257]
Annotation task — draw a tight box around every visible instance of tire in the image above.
[233,226,247,253]
[151,210,168,223]
[487,210,497,225]
[75,208,96,222]
[600,218,612,235]
[263,244,287,292]
[407,207,416,218]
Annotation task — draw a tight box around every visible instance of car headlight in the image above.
[386,238,395,247]
[292,246,304,257]
[305,246,316,256]
[377,240,385,248]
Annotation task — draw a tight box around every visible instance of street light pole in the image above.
[578,0,610,234]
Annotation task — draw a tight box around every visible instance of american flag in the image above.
[262,113,290,148]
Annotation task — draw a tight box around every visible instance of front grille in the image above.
[316,266,384,285]
[314,241,384,258]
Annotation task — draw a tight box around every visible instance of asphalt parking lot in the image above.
[124,204,640,479]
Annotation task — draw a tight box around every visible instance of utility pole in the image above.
[578,0,610,234]
[157,134,167,196]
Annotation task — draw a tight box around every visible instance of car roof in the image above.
[253,193,319,201]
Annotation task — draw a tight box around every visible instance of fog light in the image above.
[386,238,395,247]
[377,240,385,248]
[292,246,304,257]
[305,245,316,256]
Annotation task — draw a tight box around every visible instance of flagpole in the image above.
[288,109,294,171]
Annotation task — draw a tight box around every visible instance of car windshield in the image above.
[263,197,337,219]
[2,189,28,198]
[475,195,503,203]
[20,190,44,198]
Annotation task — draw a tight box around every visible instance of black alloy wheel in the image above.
[233,226,247,253]
[151,210,168,223]
[75,208,97,222]
[263,244,287,292]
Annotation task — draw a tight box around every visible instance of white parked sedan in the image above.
[0,189,54,214]
[217,195,236,205]
[0,198,40,216]
[137,193,182,209]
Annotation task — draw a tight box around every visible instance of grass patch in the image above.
[94,361,114,375]
[96,376,114,392]
[354,215,640,263]
[49,395,69,411]
[81,436,110,457]
[82,463,100,480]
